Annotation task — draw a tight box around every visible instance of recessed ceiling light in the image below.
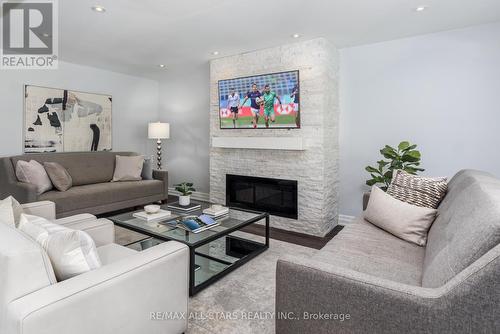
[91,5,106,13]
[292,33,301,38]
[415,6,427,12]
[42,33,50,38]
[212,51,219,56]
[158,64,166,68]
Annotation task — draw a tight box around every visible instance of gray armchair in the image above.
[0,151,168,218]
[276,170,500,333]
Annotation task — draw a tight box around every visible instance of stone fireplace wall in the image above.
[209,38,339,237]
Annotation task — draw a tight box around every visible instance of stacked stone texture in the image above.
[209,38,339,237]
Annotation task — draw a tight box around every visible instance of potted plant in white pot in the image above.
[364,141,424,209]
[175,182,195,206]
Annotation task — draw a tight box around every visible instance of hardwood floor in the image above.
[241,224,343,250]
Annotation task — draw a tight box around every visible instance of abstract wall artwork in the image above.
[24,85,112,153]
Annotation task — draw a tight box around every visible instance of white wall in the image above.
[0,61,159,157]
[339,22,500,216]
[158,64,210,192]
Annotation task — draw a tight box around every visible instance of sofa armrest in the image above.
[152,169,168,199]
[55,216,115,247]
[276,252,499,334]
[0,158,38,203]
[21,201,56,220]
[3,182,38,204]
[4,241,189,334]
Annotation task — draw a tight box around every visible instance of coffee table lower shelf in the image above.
[112,208,269,296]
[192,236,268,295]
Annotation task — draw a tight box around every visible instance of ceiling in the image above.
[57,0,500,78]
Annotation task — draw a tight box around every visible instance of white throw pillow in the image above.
[364,186,437,246]
[112,155,144,182]
[16,160,53,194]
[18,214,101,281]
[0,200,15,227]
[0,196,23,227]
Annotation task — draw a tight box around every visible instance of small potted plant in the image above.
[364,141,424,209]
[175,182,195,206]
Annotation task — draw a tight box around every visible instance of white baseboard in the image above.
[168,188,210,202]
[338,214,355,225]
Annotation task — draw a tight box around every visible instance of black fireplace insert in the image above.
[226,174,298,219]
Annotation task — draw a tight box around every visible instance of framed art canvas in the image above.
[24,85,112,153]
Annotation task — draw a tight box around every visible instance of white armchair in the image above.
[1,201,189,334]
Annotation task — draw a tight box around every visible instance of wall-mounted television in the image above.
[218,70,300,129]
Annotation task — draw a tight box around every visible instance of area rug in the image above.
[116,227,319,334]
[187,233,317,334]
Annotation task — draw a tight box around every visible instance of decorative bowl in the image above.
[211,204,223,211]
[144,204,161,214]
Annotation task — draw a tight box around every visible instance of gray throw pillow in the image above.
[112,155,144,182]
[16,160,53,195]
[141,157,153,180]
[387,170,447,209]
[44,162,73,191]
[364,186,437,246]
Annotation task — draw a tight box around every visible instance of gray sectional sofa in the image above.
[276,170,500,333]
[0,151,168,218]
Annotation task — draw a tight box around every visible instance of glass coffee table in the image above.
[108,201,269,296]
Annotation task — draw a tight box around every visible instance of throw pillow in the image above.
[0,196,23,227]
[112,155,144,182]
[44,162,73,191]
[0,199,15,227]
[387,169,447,209]
[364,186,437,246]
[141,157,153,180]
[18,214,102,281]
[16,160,53,195]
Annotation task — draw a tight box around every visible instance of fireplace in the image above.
[226,174,298,219]
[210,39,339,236]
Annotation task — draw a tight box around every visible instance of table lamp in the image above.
[148,122,170,169]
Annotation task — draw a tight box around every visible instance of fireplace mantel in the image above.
[212,137,304,151]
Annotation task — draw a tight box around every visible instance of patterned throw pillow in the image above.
[387,170,448,209]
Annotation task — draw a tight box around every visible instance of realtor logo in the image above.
[1,0,58,69]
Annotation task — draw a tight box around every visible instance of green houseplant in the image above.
[175,182,196,206]
[365,141,424,191]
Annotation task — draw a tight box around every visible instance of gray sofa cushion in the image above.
[422,170,500,288]
[11,152,138,187]
[39,180,163,214]
[314,218,425,286]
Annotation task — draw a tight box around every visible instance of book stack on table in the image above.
[202,206,229,218]
[167,201,202,212]
[133,209,172,222]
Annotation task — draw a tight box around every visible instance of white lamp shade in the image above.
[148,122,170,139]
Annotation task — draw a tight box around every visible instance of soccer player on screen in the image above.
[262,84,281,128]
[290,83,300,127]
[240,83,262,128]
[226,88,240,128]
